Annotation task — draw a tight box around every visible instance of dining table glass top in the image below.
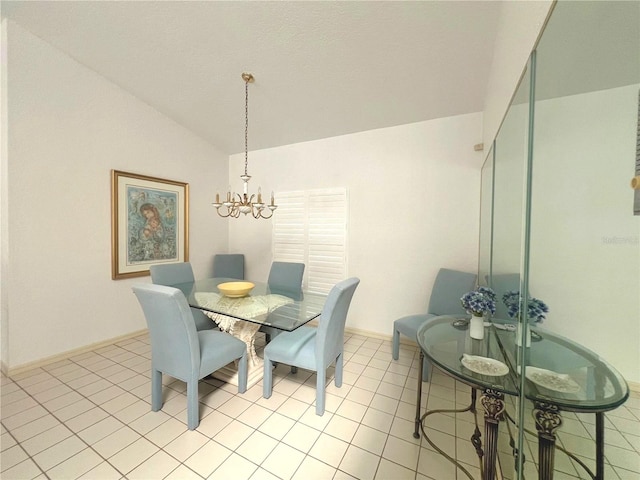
[417,315,629,412]
[171,277,327,332]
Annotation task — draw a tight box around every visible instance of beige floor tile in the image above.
[214,419,255,450]
[184,439,232,477]
[236,430,279,464]
[291,455,337,480]
[362,407,394,433]
[277,396,310,420]
[383,434,421,470]
[352,424,388,456]
[10,414,62,444]
[45,447,102,479]
[1,445,30,472]
[32,435,87,472]
[127,450,181,480]
[107,437,159,475]
[258,412,296,440]
[250,467,285,480]
[339,444,380,480]
[308,432,349,467]
[282,422,321,453]
[262,442,305,480]
[335,398,368,422]
[375,458,416,480]
[324,414,359,442]
[21,424,73,456]
[164,464,204,480]
[209,452,258,480]
[92,426,141,459]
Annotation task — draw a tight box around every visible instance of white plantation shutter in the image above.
[272,191,306,263]
[273,188,348,294]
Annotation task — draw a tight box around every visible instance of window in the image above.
[273,188,348,294]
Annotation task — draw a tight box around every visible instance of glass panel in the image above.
[530,1,639,391]
[478,144,494,287]
[490,63,531,320]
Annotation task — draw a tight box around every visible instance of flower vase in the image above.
[516,322,531,347]
[469,315,485,340]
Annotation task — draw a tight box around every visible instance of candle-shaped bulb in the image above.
[270,191,275,206]
[258,187,262,203]
[216,193,220,203]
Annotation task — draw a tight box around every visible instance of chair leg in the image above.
[263,355,273,399]
[392,326,400,360]
[186,378,200,430]
[315,368,326,415]
[422,356,430,382]
[151,368,162,412]
[237,351,248,394]
[334,352,343,387]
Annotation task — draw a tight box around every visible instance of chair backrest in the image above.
[132,284,199,381]
[150,262,195,286]
[267,261,305,296]
[428,268,478,316]
[315,277,360,367]
[213,254,245,280]
[487,273,521,320]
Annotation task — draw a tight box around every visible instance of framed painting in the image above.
[111,170,189,280]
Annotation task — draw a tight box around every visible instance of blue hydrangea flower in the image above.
[461,287,497,316]
[502,290,549,323]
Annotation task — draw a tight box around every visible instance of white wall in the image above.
[530,85,640,383]
[482,0,553,151]
[3,22,229,369]
[228,114,484,337]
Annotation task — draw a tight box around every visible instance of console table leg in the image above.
[534,402,563,480]
[595,412,604,480]
[480,389,505,480]
[414,349,424,439]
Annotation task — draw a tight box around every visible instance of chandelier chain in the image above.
[244,77,249,176]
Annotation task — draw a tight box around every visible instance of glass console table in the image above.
[414,315,629,480]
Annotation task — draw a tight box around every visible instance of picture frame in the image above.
[111,170,189,280]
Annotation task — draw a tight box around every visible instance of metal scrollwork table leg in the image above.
[414,350,504,480]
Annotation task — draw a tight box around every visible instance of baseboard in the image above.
[6,329,148,377]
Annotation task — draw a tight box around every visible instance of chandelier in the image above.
[213,73,277,219]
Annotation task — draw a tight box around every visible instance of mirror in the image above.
[482,2,639,478]
[489,63,531,320]
[478,144,493,287]
[530,0,639,386]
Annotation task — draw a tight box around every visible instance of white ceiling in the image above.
[2,1,504,154]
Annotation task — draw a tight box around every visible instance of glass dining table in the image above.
[171,277,327,387]
[414,315,629,480]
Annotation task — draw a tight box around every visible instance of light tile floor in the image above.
[1,331,639,479]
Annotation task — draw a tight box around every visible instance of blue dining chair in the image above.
[261,261,305,343]
[149,262,214,331]
[392,268,477,381]
[262,277,360,415]
[132,284,248,430]
[213,254,245,280]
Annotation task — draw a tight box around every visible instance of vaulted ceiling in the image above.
[2,1,503,154]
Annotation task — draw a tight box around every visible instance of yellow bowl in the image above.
[217,281,255,298]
